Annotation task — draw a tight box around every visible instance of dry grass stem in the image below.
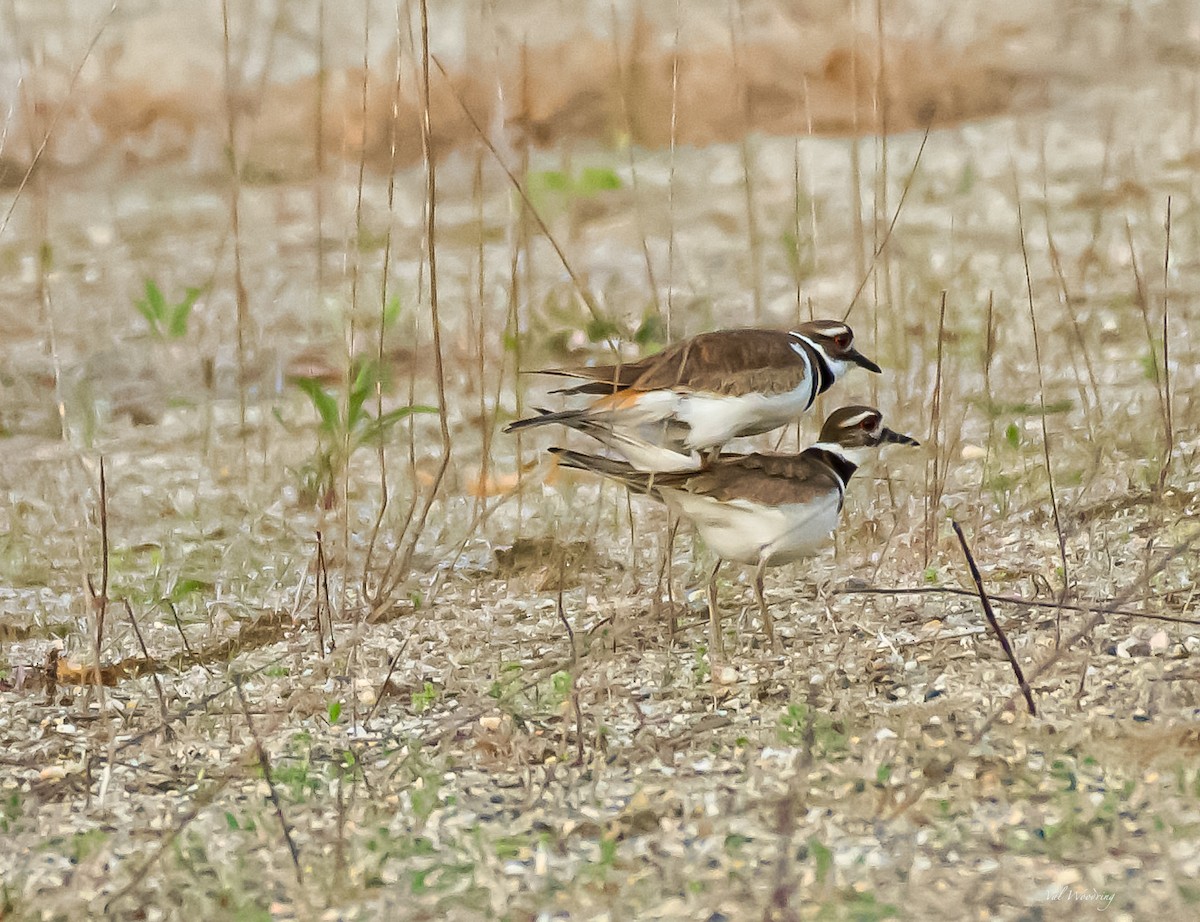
[235,678,303,884]
[952,520,1037,716]
[1015,185,1070,599]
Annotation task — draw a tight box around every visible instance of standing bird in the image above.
[506,321,880,471]
[550,406,919,655]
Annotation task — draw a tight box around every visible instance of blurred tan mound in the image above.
[16,16,1045,181]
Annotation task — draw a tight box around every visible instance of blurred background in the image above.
[1,0,1197,618]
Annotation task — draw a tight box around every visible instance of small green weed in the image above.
[411,681,439,714]
[291,357,436,507]
[526,166,622,215]
[777,703,847,757]
[807,837,833,884]
[134,278,201,340]
[1,792,22,834]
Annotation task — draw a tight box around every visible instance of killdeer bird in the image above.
[550,406,918,655]
[507,321,880,471]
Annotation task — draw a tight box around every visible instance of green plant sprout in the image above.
[292,357,437,507]
[134,279,201,340]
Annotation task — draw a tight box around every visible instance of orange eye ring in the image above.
[835,333,851,349]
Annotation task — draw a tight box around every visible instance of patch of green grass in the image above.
[581,835,619,883]
[289,356,437,507]
[38,829,109,864]
[814,890,900,921]
[777,703,847,757]
[107,545,215,613]
[985,398,1074,419]
[270,759,321,802]
[1140,342,1163,383]
[807,837,833,884]
[487,662,525,707]
[1004,422,1021,449]
[782,228,816,280]
[134,278,201,340]
[1,791,22,835]
[411,681,439,714]
[724,832,752,853]
[549,670,573,707]
[525,166,622,215]
[409,781,440,826]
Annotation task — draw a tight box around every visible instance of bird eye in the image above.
[835,332,851,349]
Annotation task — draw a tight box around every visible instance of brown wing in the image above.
[540,328,814,397]
[680,453,841,507]
[537,353,661,394]
[629,330,812,396]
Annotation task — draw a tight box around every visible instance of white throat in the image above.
[810,440,871,469]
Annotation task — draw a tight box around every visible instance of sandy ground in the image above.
[1,1,1200,920]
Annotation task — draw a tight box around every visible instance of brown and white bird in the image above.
[550,406,919,655]
[507,321,880,471]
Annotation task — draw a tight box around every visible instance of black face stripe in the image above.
[804,447,857,504]
[790,335,834,408]
[810,343,834,397]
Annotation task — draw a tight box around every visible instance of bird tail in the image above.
[557,417,702,472]
[503,406,589,434]
[548,447,662,495]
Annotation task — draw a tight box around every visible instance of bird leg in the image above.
[753,556,780,652]
[706,557,724,658]
[656,514,682,641]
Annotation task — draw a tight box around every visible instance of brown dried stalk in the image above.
[1015,185,1070,602]
[370,0,454,608]
[952,521,1036,716]
[833,584,1200,628]
[428,55,618,355]
[220,0,250,433]
[123,600,169,724]
[842,123,930,322]
[235,678,303,883]
[1158,196,1174,493]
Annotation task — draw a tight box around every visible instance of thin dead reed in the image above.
[951,520,1037,716]
[1124,215,1172,479]
[220,0,251,434]
[1157,195,1174,493]
[235,679,303,884]
[1015,185,1070,603]
[922,293,947,568]
[370,0,453,609]
[609,3,661,317]
[428,55,617,353]
[361,4,409,591]
[122,599,169,722]
[841,124,930,323]
[728,2,764,321]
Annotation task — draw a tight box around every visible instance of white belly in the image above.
[675,387,814,450]
[666,490,841,565]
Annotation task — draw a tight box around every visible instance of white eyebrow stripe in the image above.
[840,410,875,428]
